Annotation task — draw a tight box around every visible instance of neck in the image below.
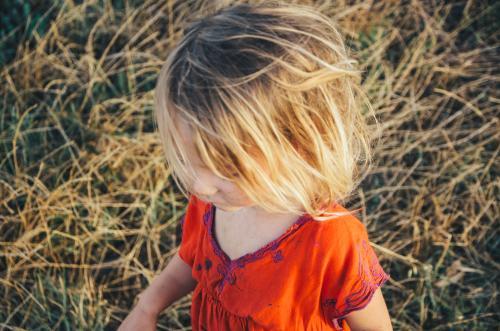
[220,203,304,223]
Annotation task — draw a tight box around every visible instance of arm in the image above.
[344,288,392,331]
[136,251,197,315]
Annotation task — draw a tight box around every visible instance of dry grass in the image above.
[0,0,498,330]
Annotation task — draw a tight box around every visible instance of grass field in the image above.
[0,0,498,330]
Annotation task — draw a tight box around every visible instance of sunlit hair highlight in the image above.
[154,1,379,220]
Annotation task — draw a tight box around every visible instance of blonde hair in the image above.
[154,1,379,220]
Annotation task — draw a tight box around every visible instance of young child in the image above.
[119,1,391,330]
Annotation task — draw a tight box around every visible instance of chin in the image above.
[214,203,241,212]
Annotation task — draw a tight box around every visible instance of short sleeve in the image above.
[177,194,202,267]
[320,218,390,327]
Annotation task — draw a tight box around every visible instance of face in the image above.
[175,117,255,212]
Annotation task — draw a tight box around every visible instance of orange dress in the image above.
[178,194,390,330]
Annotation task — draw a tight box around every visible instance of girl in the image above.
[119,1,392,330]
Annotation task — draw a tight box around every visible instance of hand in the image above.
[117,303,158,331]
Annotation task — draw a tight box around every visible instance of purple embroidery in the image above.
[272,250,284,263]
[203,207,211,226]
[204,258,212,270]
[204,203,312,293]
[322,239,390,321]
[196,263,202,271]
[215,263,237,292]
[341,240,389,314]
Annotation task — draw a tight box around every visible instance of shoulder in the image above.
[182,194,210,224]
[180,194,212,240]
[300,204,376,272]
[178,194,211,265]
[316,206,390,322]
[307,204,369,247]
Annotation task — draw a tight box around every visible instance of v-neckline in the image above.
[205,203,313,268]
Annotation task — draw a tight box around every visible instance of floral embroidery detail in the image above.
[196,263,202,271]
[343,240,389,312]
[204,203,312,293]
[215,263,237,293]
[322,239,390,320]
[205,258,213,270]
[272,250,284,263]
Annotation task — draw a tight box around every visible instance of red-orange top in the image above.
[178,194,389,330]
